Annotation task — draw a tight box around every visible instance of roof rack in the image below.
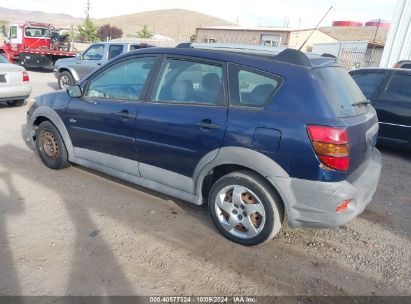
[176,43,316,68]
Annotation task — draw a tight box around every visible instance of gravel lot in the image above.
[0,70,410,296]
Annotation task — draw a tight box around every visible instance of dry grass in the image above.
[0,7,233,43]
[94,9,234,42]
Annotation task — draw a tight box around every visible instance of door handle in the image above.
[97,63,102,66]
[195,119,220,130]
[115,110,133,119]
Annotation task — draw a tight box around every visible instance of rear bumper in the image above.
[0,84,32,101]
[271,149,382,228]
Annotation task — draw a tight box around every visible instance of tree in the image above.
[97,24,123,41]
[136,25,153,39]
[77,18,98,42]
[0,20,8,37]
[77,0,98,42]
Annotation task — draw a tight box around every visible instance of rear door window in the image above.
[108,45,124,60]
[351,72,386,99]
[380,73,411,103]
[228,64,282,107]
[151,58,224,105]
[314,67,368,117]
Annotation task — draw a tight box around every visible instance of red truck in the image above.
[0,22,77,68]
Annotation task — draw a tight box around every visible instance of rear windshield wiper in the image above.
[352,99,371,106]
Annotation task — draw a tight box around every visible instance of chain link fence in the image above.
[312,41,384,71]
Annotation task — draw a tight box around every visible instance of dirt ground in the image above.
[0,70,410,296]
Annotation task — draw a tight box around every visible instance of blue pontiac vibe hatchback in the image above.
[27,44,382,245]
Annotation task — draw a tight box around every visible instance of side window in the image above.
[381,74,411,103]
[10,26,17,38]
[108,45,124,60]
[229,64,281,107]
[400,63,411,69]
[85,56,156,101]
[83,44,105,60]
[152,59,224,105]
[351,72,385,99]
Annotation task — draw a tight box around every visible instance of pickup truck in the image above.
[54,42,153,89]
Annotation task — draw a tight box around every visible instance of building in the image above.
[380,0,411,67]
[312,23,390,70]
[195,26,337,52]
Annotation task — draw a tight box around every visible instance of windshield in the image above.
[0,55,9,64]
[313,67,368,117]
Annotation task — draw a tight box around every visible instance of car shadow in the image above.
[2,139,407,295]
[0,170,25,294]
[47,82,60,91]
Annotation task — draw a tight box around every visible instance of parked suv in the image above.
[350,68,411,149]
[393,60,411,69]
[27,44,382,245]
[54,42,152,89]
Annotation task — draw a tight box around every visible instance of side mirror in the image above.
[67,85,82,98]
[76,52,82,59]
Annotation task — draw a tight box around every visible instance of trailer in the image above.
[0,22,77,68]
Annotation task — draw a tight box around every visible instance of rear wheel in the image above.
[58,71,74,90]
[208,171,283,246]
[35,121,69,170]
[7,100,25,107]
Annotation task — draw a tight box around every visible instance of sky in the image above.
[0,0,397,28]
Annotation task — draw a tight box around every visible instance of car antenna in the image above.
[298,6,333,51]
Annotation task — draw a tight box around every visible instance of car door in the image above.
[75,44,106,79]
[66,55,158,175]
[373,72,411,146]
[135,57,228,192]
[107,44,125,61]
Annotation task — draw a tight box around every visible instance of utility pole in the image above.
[85,0,91,19]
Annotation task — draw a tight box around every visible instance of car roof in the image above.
[350,67,411,74]
[126,45,340,69]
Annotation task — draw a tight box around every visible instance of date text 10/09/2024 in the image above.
[149,296,257,303]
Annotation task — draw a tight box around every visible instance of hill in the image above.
[0,7,234,42]
[0,7,81,27]
[95,9,235,42]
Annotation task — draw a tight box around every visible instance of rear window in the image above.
[314,67,368,117]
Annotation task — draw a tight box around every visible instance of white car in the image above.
[0,55,32,107]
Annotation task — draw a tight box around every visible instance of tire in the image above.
[208,171,284,246]
[58,71,75,90]
[59,41,71,52]
[35,121,69,170]
[7,100,25,107]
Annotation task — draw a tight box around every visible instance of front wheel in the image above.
[208,171,284,246]
[58,71,75,90]
[35,121,69,170]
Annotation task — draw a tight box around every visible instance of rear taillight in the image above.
[307,125,349,171]
[23,71,29,83]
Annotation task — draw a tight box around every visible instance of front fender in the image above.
[57,66,80,82]
[28,106,74,159]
